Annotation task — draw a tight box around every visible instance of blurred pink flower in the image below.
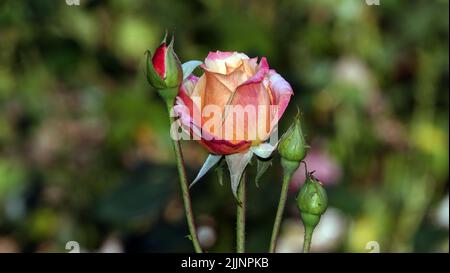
[290,147,341,192]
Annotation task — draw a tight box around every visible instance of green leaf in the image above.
[255,158,272,188]
[182,60,202,80]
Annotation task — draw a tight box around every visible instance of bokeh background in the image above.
[0,0,448,253]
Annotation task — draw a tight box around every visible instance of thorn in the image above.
[233,191,243,206]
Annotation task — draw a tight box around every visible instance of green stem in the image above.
[269,159,299,253]
[269,172,292,252]
[236,172,246,253]
[303,225,313,253]
[164,95,202,253]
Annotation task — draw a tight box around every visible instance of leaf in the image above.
[250,142,277,159]
[190,154,222,188]
[225,150,253,201]
[182,60,202,80]
[255,158,272,188]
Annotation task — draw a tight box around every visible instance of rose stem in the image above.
[302,225,313,253]
[268,171,292,253]
[164,95,202,253]
[236,172,247,253]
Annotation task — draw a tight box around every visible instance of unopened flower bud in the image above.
[146,34,183,102]
[278,114,308,164]
[297,172,328,229]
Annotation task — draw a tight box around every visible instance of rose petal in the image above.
[224,57,272,143]
[175,76,203,139]
[200,139,251,155]
[203,51,250,75]
[205,64,251,96]
[176,76,251,154]
[152,43,167,78]
[200,71,234,113]
[268,70,294,121]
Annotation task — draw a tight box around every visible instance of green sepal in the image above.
[182,60,203,80]
[145,49,166,89]
[163,37,183,88]
[255,157,272,188]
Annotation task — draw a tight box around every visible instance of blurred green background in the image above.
[0,0,448,253]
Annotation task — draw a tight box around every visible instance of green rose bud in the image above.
[278,113,308,164]
[145,34,183,104]
[297,172,328,229]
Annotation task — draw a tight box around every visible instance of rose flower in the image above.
[175,51,293,155]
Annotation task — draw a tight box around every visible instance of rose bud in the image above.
[278,113,309,174]
[146,34,183,102]
[297,171,328,252]
[278,113,308,162]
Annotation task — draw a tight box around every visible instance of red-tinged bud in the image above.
[146,34,183,92]
[152,42,168,79]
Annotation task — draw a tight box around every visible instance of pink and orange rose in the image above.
[175,51,293,155]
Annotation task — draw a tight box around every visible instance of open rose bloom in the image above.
[174,51,294,193]
[175,52,293,154]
